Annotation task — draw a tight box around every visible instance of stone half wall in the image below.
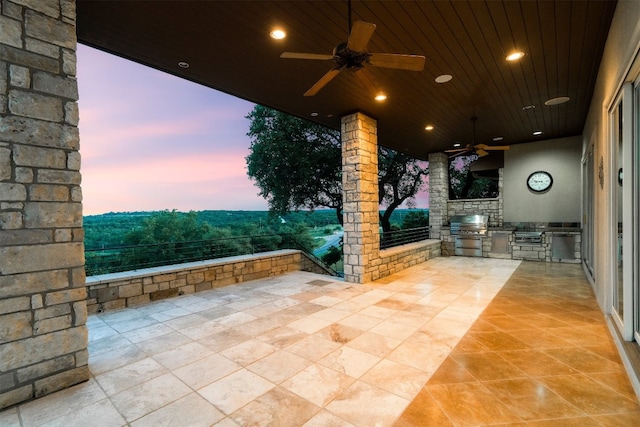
[85,250,331,313]
[370,239,441,281]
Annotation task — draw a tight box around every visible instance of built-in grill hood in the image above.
[449,215,489,236]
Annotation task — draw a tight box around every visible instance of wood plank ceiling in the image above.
[76,1,617,161]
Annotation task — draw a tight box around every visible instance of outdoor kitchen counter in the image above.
[441,226,582,263]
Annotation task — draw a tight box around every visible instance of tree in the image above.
[123,210,212,245]
[449,155,498,199]
[246,105,429,231]
[245,105,343,224]
[401,209,429,229]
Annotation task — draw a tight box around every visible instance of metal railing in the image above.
[380,226,430,250]
[85,233,338,277]
[85,227,429,277]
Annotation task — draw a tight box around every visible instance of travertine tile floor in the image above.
[2,257,639,426]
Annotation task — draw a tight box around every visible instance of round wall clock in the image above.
[527,171,553,193]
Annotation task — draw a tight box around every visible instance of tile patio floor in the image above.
[2,257,639,426]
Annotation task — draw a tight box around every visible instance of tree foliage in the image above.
[123,210,212,245]
[401,209,430,229]
[245,105,429,231]
[449,155,498,199]
[245,105,343,223]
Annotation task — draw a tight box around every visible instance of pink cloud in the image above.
[77,44,428,215]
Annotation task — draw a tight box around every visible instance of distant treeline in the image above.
[83,209,428,250]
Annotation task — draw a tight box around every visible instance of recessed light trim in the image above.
[425,125,434,131]
[533,130,543,136]
[506,51,525,61]
[544,96,571,106]
[270,28,286,39]
[178,61,190,69]
[435,74,453,84]
[453,143,461,148]
[310,112,318,117]
[493,136,504,142]
[522,105,535,111]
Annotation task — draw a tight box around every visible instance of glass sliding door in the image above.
[582,148,594,278]
[634,78,640,344]
[610,83,633,340]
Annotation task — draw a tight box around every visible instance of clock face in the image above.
[527,171,553,193]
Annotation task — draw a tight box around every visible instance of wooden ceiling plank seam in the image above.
[506,0,543,135]
[464,0,525,141]
[477,0,528,141]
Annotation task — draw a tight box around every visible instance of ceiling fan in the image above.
[280,1,426,96]
[445,116,510,157]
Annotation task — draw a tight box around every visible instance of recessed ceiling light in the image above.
[435,74,453,84]
[310,112,318,117]
[533,130,543,136]
[454,143,461,148]
[270,28,286,39]
[493,136,504,142]
[545,96,571,106]
[374,92,387,101]
[178,61,190,69]
[506,51,525,61]
[425,125,434,131]
[522,105,535,111]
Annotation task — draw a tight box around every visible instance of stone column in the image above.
[428,152,449,239]
[341,112,380,283]
[0,0,89,408]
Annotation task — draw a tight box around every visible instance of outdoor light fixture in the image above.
[453,143,461,148]
[177,61,190,68]
[493,136,504,142]
[270,28,286,39]
[375,92,387,101]
[506,51,525,61]
[533,130,543,136]
[425,125,434,131]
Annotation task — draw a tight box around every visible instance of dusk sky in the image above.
[77,45,428,215]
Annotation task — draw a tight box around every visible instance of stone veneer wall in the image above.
[447,169,504,226]
[428,152,449,239]
[341,112,380,283]
[0,0,89,409]
[375,240,441,280]
[85,250,331,313]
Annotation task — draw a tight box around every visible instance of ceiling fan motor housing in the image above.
[333,42,372,69]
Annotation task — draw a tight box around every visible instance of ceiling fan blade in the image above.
[444,148,470,153]
[347,21,376,51]
[304,68,341,96]
[369,53,426,71]
[476,149,489,157]
[280,52,334,60]
[475,143,510,151]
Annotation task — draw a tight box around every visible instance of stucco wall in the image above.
[582,0,640,310]
[503,136,582,222]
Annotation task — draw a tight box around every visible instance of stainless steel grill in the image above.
[450,215,488,257]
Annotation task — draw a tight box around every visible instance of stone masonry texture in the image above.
[341,113,380,284]
[0,0,89,409]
